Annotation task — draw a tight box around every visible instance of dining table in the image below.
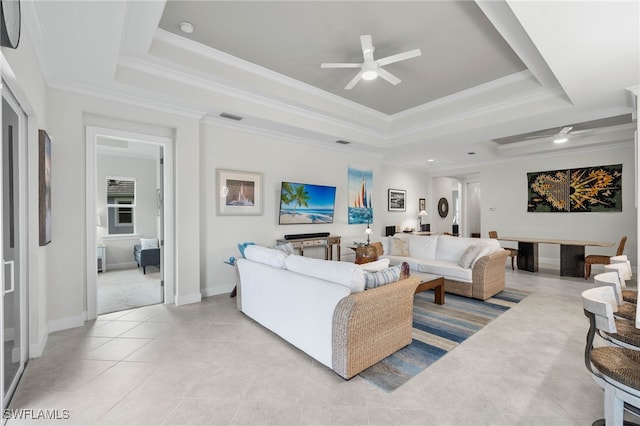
[498,236,614,278]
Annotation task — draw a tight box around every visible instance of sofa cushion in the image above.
[389,237,409,256]
[244,245,287,269]
[364,264,402,289]
[359,258,390,272]
[284,255,365,293]
[459,245,479,268]
[407,235,438,259]
[417,259,473,283]
[140,238,159,249]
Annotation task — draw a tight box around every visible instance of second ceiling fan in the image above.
[321,35,421,90]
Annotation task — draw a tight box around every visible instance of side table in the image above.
[97,245,106,272]
[223,258,238,297]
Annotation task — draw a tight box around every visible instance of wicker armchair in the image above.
[584,235,627,280]
[488,231,517,270]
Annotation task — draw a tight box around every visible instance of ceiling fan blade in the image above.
[344,71,363,90]
[360,35,374,63]
[377,49,422,67]
[321,62,362,69]
[524,134,555,140]
[377,68,401,85]
[558,126,573,135]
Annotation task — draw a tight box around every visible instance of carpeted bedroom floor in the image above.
[97,267,162,315]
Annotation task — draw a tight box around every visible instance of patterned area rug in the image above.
[359,288,528,392]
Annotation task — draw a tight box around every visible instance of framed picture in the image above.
[388,189,406,211]
[216,169,263,215]
[419,198,426,211]
[39,129,52,246]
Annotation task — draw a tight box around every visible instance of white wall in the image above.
[97,153,158,269]
[199,122,430,296]
[482,144,637,268]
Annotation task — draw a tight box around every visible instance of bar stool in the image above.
[607,262,638,305]
[611,255,637,304]
[594,272,636,322]
[582,286,640,425]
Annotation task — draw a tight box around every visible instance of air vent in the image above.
[336,140,351,145]
[220,112,243,121]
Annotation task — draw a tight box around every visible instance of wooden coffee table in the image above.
[412,271,445,305]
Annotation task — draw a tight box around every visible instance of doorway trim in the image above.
[85,126,174,320]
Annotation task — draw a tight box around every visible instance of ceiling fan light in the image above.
[553,136,569,144]
[362,70,378,80]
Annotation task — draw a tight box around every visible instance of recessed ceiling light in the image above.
[427,158,435,162]
[179,21,194,34]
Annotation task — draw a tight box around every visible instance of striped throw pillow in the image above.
[364,264,403,289]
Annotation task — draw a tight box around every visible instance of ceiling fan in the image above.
[321,35,421,90]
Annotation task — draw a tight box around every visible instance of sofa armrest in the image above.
[471,249,509,300]
[139,247,160,266]
[332,276,420,379]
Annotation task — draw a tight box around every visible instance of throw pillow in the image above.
[244,245,287,269]
[359,258,390,272]
[237,242,256,258]
[364,264,403,289]
[459,245,479,269]
[140,238,159,249]
[471,243,494,268]
[271,242,295,256]
[389,237,409,256]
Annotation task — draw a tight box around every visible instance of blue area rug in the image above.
[358,288,528,392]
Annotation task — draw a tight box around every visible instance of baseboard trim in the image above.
[29,328,49,358]
[201,286,234,298]
[175,292,201,306]
[105,262,138,271]
[48,311,87,333]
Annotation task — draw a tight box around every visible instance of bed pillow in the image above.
[244,245,287,269]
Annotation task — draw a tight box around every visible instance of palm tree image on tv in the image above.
[279,182,336,224]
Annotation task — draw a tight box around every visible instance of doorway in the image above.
[96,141,163,314]
[2,85,28,411]
[86,127,174,320]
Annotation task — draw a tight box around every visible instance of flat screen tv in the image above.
[278,181,337,225]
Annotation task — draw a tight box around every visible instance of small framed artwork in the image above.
[216,169,263,216]
[419,198,426,211]
[39,129,52,246]
[388,189,406,211]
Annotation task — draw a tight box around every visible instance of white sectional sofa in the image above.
[381,233,509,300]
[236,246,419,379]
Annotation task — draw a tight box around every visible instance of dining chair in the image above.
[585,236,627,280]
[594,272,636,322]
[582,286,640,425]
[488,231,517,270]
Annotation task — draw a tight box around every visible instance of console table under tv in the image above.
[277,235,341,260]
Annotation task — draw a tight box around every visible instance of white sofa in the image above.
[380,233,509,300]
[236,246,419,379]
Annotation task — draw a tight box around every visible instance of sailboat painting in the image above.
[216,169,263,216]
[348,167,373,224]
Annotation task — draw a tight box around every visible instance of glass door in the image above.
[2,86,27,411]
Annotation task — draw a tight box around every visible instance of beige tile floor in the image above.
[6,266,639,425]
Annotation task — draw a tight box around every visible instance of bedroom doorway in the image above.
[86,127,174,319]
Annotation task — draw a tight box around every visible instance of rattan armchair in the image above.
[585,235,627,280]
[488,231,517,270]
